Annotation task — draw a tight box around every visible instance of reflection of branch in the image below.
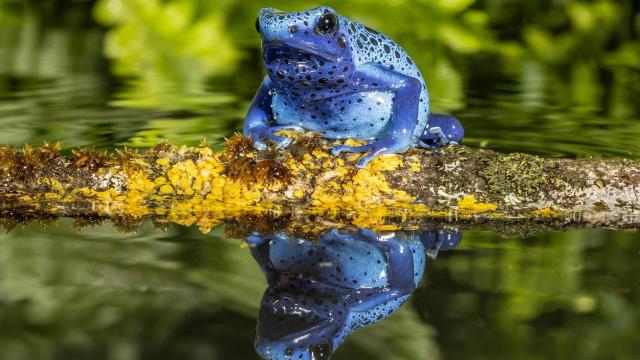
[0,131,639,233]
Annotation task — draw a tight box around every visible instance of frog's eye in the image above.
[315,12,338,35]
[255,17,261,34]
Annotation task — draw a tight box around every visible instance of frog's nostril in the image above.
[289,25,298,33]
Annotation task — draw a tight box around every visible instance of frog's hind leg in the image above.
[418,114,464,148]
[331,63,422,168]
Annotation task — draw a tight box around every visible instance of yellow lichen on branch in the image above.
[0,131,639,233]
[457,195,497,214]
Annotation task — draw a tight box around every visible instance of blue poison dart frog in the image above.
[247,227,462,360]
[244,7,464,168]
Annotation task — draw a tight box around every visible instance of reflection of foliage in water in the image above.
[0,221,438,360]
[416,230,640,359]
[1,222,640,358]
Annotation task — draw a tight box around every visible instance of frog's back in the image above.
[341,18,430,138]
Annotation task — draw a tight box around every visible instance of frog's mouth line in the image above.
[263,40,338,63]
[258,313,334,341]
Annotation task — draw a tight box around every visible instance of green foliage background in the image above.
[0,0,638,154]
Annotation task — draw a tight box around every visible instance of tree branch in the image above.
[0,132,638,234]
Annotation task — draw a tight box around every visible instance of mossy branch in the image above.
[0,132,639,234]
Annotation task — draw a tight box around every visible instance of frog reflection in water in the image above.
[247,227,462,360]
[245,7,464,168]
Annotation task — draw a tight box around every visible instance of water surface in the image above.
[2,221,640,359]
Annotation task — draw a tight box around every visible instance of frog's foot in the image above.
[419,114,464,148]
[418,126,449,148]
[272,124,305,132]
[247,125,298,150]
[332,139,410,169]
[246,232,268,246]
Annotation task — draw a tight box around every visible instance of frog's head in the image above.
[253,288,342,360]
[256,7,355,89]
[254,312,337,360]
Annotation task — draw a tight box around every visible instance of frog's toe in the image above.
[272,124,304,132]
[253,139,268,151]
[355,139,412,168]
[246,232,267,246]
[333,139,410,168]
[273,135,293,148]
[331,144,373,157]
[258,134,291,149]
[250,128,292,150]
[356,148,389,168]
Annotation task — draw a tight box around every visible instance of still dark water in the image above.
[3,222,640,360]
[2,3,640,360]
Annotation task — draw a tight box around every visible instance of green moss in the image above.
[480,153,550,200]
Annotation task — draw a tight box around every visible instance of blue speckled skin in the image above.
[247,227,463,360]
[244,7,464,168]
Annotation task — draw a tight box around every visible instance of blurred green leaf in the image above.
[427,0,476,15]
[93,0,239,110]
[437,23,485,54]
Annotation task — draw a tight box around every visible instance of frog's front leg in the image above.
[247,232,280,284]
[331,63,421,168]
[243,76,301,150]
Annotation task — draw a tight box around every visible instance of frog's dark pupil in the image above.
[315,13,338,35]
[255,17,261,34]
